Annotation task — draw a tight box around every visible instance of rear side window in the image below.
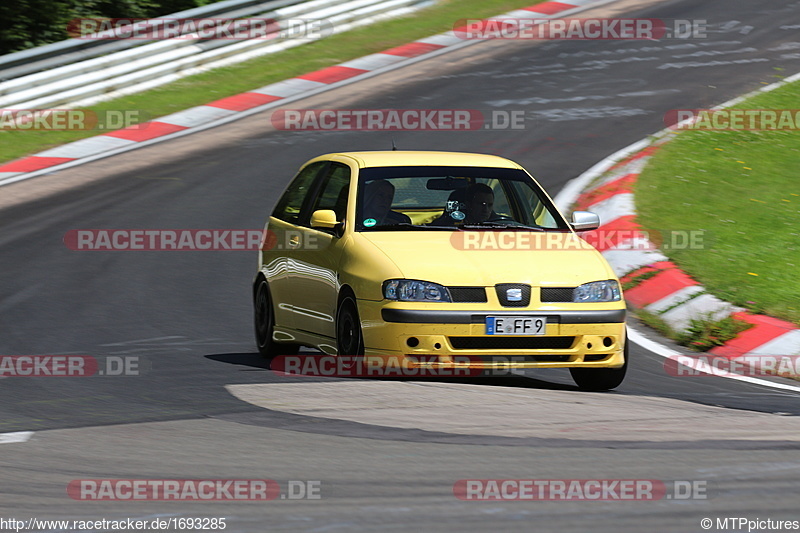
[272,162,325,224]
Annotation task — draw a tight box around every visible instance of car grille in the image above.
[448,336,575,350]
[495,283,531,307]
[540,287,575,302]
[448,287,488,303]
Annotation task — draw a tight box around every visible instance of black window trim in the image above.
[298,161,354,230]
[271,160,328,224]
[296,161,332,228]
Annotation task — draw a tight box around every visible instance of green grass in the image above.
[0,0,547,164]
[621,268,664,292]
[675,314,753,351]
[633,308,752,352]
[636,75,800,326]
[634,308,674,339]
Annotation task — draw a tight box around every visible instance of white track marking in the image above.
[0,431,34,444]
[628,327,800,393]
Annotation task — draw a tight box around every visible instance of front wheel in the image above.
[569,334,628,391]
[336,295,364,358]
[254,279,298,358]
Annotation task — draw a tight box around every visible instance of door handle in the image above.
[289,235,301,247]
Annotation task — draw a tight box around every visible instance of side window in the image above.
[272,162,326,224]
[483,178,512,217]
[308,163,351,223]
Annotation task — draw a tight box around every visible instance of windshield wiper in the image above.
[459,222,544,231]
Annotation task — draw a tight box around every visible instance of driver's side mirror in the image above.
[311,209,345,237]
[570,211,600,231]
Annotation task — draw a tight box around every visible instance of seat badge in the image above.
[507,288,522,301]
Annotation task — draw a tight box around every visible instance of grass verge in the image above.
[0,0,546,164]
[675,314,753,352]
[635,76,800,327]
[633,308,752,352]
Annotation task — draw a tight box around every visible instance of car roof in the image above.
[314,151,524,169]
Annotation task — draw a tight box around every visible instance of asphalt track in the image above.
[1,0,799,530]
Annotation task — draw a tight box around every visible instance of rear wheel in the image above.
[570,333,628,391]
[254,279,298,358]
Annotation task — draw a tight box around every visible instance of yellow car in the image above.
[254,151,627,390]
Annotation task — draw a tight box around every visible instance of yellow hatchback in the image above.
[254,151,628,390]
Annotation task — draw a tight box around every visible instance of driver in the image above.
[463,183,494,223]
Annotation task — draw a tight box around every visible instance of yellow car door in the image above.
[289,161,352,338]
[263,161,327,331]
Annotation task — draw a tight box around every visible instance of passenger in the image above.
[363,180,412,226]
[429,187,467,226]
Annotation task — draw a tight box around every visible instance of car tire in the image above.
[336,294,364,358]
[254,279,299,358]
[569,332,629,391]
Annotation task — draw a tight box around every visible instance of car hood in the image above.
[359,230,615,287]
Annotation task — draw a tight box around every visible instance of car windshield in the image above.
[355,166,569,232]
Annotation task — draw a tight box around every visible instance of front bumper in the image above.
[357,300,627,370]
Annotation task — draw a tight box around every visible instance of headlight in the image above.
[573,280,621,302]
[383,280,451,302]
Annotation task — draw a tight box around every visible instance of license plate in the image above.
[486,316,546,335]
